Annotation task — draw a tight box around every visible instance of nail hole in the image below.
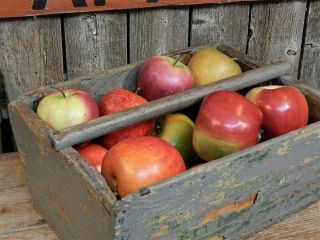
[287,49,297,56]
[253,191,259,204]
[139,188,151,196]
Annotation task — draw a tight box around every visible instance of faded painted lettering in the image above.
[32,0,106,10]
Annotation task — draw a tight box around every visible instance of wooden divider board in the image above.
[1,0,258,19]
[190,3,250,52]
[299,1,320,89]
[247,1,307,78]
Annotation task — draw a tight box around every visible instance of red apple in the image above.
[77,143,108,173]
[73,141,91,150]
[193,90,263,161]
[101,136,186,198]
[36,88,99,131]
[99,88,155,148]
[137,56,194,101]
[245,85,308,139]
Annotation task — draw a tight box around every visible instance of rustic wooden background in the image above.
[0,0,319,153]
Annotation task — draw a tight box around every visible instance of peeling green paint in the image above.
[303,155,320,164]
[216,178,235,188]
[183,179,196,188]
[179,220,219,240]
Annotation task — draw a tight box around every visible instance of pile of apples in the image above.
[36,47,309,198]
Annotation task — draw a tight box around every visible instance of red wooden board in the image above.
[1,0,257,19]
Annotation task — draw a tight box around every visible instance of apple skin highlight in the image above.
[137,56,194,101]
[101,136,186,198]
[246,86,309,139]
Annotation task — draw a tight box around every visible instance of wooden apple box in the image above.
[8,45,320,240]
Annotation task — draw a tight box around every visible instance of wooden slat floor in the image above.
[0,152,319,240]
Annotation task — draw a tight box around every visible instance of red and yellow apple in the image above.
[77,143,108,173]
[101,136,186,198]
[245,85,308,139]
[193,90,263,161]
[36,88,99,131]
[137,56,194,101]
[157,113,196,167]
[99,88,155,148]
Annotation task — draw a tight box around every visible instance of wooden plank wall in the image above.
[0,0,319,153]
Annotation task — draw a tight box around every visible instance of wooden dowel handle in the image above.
[51,61,291,150]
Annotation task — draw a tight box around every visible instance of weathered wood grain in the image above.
[190,3,250,52]
[0,155,33,235]
[0,17,64,101]
[0,186,44,235]
[248,201,320,240]
[0,152,25,191]
[0,152,57,239]
[299,1,320,89]
[0,225,58,240]
[64,12,127,79]
[51,62,291,150]
[248,1,307,77]
[0,74,5,153]
[0,120,1,153]
[129,7,189,62]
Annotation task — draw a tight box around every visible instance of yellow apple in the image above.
[187,48,242,86]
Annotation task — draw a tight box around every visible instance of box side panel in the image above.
[9,102,116,240]
[118,123,320,240]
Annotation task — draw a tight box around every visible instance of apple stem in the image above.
[257,130,263,143]
[50,86,66,98]
[173,56,185,66]
[155,124,161,135]
[135,87,142,95]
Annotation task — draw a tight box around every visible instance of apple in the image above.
[101,136,186,198]
[157,113,196,168]
[77,143,108,173]
[245,85,308,139]
[187,48,242,86]
[36,88,99,131]
[193,90,263,161]
[137,56,194,101]
[73,141,91,150]
[99,88,155,148]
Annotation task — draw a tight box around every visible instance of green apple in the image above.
[157,113,196,167]
[36,88,99,131]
